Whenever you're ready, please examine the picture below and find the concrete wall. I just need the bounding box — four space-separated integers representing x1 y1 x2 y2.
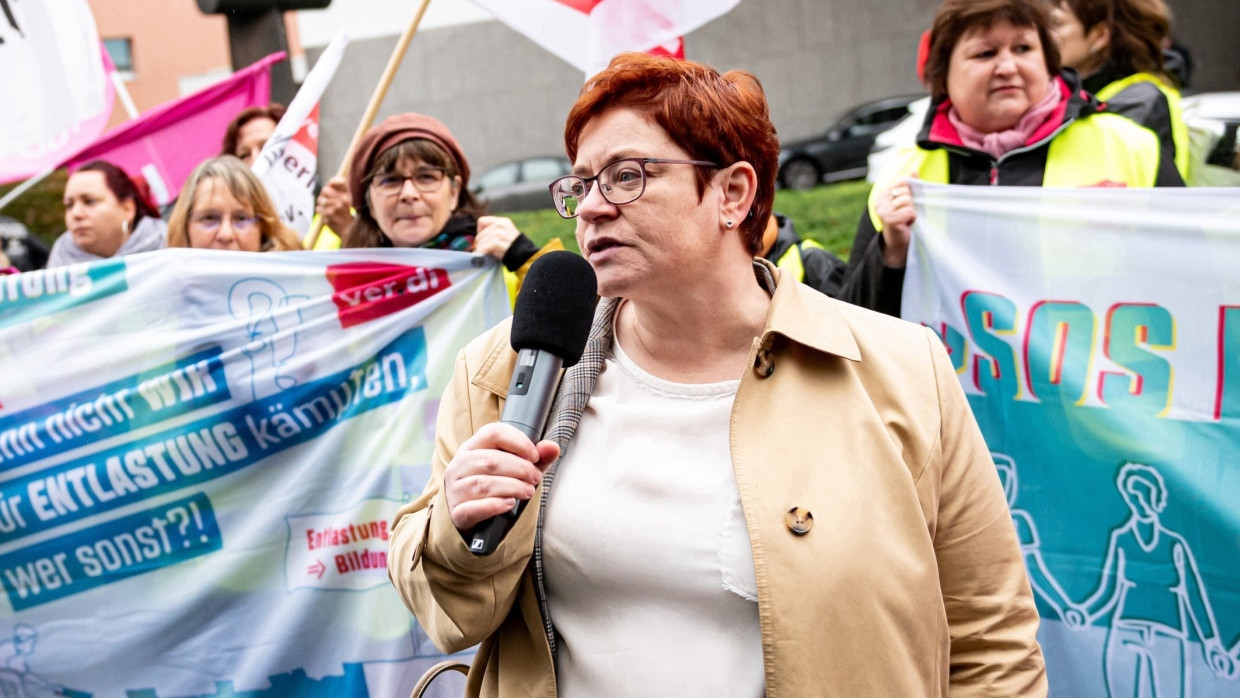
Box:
1168 0 1239 93
311 0 1236 181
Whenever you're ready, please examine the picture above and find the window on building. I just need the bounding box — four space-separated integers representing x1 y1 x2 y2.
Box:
103 37 134 76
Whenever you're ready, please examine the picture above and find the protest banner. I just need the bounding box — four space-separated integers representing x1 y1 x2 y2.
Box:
470 0 738 76
63 53 284 207
252 30 349 238
901 182 1240 696
0 0 114 185
0 248 509 696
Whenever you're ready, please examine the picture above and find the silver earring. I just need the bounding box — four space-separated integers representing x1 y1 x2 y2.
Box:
725 220 734 228
122 219 130 236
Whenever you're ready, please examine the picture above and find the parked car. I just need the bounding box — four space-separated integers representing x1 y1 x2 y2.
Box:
777 94 924 190
867 96 931 183
0 215 49 271
471 156 572 213
1182 91 1240 177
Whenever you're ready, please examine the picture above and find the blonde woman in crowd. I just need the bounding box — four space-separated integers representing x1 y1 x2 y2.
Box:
167 156 302 253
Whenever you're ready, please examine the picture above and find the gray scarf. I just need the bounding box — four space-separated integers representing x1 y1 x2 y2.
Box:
47 216 168 268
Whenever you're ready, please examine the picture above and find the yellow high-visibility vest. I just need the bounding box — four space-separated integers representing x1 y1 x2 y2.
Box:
1095 72 1190 181
868 112 1162 232
774 238 827 283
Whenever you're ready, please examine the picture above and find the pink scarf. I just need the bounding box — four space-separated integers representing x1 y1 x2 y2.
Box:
947 81 1062 159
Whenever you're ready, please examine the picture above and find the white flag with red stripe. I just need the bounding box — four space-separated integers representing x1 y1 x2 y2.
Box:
470 0 738 76
251 29 348 236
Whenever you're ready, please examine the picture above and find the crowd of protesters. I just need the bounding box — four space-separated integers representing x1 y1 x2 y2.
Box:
1 0 1224 300
0 0 1234 694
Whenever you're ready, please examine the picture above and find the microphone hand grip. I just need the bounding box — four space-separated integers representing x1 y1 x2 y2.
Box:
463 251 595 557
467 350 560 556
468 498 526 555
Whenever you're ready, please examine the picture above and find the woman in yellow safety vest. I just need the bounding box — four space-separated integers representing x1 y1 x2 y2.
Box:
841 0 1182 317
1048 0 1190 181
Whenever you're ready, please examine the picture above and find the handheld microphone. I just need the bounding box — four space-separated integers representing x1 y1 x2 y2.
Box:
468 251 597 555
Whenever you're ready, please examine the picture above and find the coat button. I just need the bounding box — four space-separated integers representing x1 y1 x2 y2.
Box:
754 349 775 378
785 507 813 535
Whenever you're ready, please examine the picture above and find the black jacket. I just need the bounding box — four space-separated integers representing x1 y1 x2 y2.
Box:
763 213 846 298
1084 63 1183 181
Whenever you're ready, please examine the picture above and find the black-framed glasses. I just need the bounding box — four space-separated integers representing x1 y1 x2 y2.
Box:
548 157 718 219
370 167 448 196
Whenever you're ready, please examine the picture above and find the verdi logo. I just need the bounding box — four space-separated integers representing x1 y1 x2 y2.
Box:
325 262 452 328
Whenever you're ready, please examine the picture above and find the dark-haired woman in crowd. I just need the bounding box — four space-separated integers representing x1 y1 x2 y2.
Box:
342 113 561 301
166 156 303 252
49 161 167 268
1048 0 1190 181
842 0 1182 317
220 103 286 167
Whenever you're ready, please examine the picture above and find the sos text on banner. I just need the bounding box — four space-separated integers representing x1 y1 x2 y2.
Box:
0 247 510 697
901 182 1240 698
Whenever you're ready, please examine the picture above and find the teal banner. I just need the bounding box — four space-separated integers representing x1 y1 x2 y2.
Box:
903 183 1240 696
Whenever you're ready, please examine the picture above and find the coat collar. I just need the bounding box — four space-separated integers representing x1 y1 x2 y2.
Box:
758 258 861 362
472 258 863 398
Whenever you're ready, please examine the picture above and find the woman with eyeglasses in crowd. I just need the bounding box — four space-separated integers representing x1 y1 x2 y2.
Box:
49 161 167 268
389 52 1045 696
166 156 302 252
342 113 562 300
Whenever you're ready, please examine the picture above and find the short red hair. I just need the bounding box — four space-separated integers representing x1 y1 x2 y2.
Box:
564 53 779 255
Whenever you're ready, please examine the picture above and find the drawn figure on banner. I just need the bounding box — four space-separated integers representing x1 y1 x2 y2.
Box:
1231 637 1240 679
993 454 1085 625
0 1 21 44
228 278 306 401
0 624 67 698
1070 462 1235 696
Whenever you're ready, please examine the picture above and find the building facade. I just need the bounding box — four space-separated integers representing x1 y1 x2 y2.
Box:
302 0 1238 181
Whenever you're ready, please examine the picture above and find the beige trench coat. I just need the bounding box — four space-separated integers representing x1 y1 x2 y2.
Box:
389 261 1047 697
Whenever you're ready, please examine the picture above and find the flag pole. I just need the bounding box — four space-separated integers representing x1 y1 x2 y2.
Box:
110 70 141 120
305 0 433 250
0 165 56 215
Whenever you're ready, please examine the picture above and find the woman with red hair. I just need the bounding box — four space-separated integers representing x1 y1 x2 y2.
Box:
49 160 166 268
389 52 1046 696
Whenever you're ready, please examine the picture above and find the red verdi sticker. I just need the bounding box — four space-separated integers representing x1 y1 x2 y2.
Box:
326 262 451 328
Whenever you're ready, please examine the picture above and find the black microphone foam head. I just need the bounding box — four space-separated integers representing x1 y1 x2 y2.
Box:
510 251 597 367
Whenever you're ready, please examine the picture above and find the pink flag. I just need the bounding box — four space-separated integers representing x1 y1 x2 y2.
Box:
0 0 116 184
64 53 285 206
471 0 736 76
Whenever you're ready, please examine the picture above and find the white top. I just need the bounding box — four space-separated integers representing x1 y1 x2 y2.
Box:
542 328 764 697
